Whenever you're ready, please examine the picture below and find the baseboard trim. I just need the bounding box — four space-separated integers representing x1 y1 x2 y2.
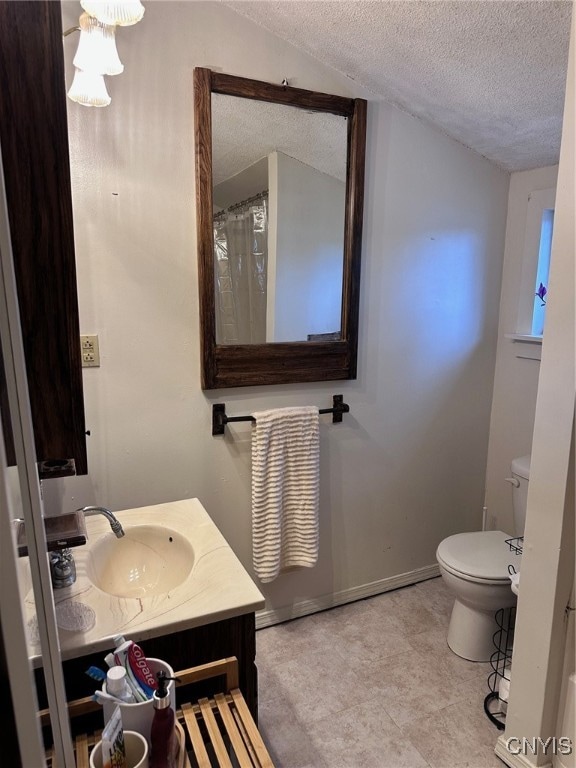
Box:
255 563 440 629
495 736 554 768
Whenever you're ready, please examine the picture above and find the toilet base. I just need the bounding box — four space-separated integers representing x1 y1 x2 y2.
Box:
447 598 501 662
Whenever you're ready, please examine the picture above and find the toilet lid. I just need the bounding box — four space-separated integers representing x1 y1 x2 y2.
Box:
436 531 520 582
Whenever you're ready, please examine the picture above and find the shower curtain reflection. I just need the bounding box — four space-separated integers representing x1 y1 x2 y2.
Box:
214 191 268 344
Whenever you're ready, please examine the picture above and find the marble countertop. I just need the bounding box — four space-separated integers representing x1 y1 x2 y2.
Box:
24 499 264 665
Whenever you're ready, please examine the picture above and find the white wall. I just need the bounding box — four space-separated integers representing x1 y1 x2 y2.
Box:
484 165 558 535
497 9 574 763
213 156 268 211
50 1 509 619
554 596 575 768
268 151 345 342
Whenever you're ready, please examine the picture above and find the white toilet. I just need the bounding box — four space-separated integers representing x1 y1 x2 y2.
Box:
436 455 530 662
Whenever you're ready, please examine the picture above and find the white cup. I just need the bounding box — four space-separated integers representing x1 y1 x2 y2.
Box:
101 658 176 745
90 730 148 768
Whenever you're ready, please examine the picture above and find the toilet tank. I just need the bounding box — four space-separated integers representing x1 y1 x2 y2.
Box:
511 454 531 535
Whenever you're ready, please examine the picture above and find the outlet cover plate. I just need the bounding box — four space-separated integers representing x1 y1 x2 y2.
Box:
80 334 100 368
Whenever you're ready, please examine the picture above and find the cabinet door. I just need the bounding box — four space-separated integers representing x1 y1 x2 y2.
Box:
0 0 87 476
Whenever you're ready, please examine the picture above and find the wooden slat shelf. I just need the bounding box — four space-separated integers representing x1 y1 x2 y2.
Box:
45 657 275 768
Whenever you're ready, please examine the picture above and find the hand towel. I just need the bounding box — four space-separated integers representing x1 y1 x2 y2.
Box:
251 406 320 583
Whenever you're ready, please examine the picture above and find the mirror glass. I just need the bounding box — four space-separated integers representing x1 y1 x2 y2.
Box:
212 94 348 345
195 68 366 389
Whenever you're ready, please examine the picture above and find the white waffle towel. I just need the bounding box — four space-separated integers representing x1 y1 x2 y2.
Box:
251 406 320 583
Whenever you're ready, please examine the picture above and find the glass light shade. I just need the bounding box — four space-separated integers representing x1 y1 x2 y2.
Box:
73 12 123 76
67 68 111 107
80 1 145 27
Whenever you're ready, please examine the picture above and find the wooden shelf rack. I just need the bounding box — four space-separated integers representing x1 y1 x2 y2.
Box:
44 657 274 768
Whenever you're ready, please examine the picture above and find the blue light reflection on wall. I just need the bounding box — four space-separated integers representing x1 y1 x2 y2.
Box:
399 230 486 368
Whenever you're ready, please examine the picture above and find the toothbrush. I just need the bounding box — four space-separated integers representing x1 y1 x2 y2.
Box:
92 659 147 702
93 689 126 705
85 666 107 683
86 665 140 704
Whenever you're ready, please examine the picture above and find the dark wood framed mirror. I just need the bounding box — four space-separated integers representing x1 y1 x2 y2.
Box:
194 68 367 389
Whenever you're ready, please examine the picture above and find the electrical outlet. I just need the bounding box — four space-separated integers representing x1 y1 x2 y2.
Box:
80 334 100 367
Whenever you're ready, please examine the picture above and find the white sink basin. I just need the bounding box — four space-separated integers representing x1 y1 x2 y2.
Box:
86 525 194 598
22 499 265 664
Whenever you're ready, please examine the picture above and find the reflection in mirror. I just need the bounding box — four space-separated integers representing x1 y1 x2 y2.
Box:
195 68 367 389
212 94 348 345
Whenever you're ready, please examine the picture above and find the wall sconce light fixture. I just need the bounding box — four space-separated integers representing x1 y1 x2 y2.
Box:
68 68 112 108
73 12 123 75
66 1 145 107
81 1 145 27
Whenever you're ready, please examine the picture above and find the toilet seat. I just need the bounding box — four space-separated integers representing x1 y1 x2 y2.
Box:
436 530 519 584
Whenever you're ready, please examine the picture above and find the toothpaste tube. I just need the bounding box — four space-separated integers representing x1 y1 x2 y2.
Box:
130 642 158 692
101 705 127 768
113 642 148 701
113 637 157 699
112 638 148 701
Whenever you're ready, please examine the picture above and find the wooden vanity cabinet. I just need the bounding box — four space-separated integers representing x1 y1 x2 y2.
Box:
0 0 87 476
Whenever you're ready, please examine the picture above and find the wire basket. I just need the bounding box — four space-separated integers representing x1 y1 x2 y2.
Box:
505 536 524 555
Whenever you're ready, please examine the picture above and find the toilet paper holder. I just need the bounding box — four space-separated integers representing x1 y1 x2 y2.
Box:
484 606 517 730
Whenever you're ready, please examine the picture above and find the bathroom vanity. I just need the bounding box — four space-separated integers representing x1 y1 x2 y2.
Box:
26 500 265 728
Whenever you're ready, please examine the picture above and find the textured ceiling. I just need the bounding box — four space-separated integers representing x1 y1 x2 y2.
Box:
212 93 348 185
225 0 572 171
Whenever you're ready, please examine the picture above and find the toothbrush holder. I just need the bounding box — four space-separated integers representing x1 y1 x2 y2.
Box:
101 658 176 745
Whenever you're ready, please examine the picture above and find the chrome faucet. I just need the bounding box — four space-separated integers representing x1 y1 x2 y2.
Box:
48 507 124 588
16 506 125 588
76 506 125 539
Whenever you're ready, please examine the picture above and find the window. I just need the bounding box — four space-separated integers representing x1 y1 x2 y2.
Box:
516 187 556 339
531 208 554 336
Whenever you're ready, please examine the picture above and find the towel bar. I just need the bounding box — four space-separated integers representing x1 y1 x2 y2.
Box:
212 394 350 435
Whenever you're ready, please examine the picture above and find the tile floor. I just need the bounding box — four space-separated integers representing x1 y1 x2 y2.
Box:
256 577 506 768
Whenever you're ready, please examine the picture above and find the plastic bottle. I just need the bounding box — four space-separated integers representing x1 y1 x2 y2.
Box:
106 666 136 703
150 671 177 768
